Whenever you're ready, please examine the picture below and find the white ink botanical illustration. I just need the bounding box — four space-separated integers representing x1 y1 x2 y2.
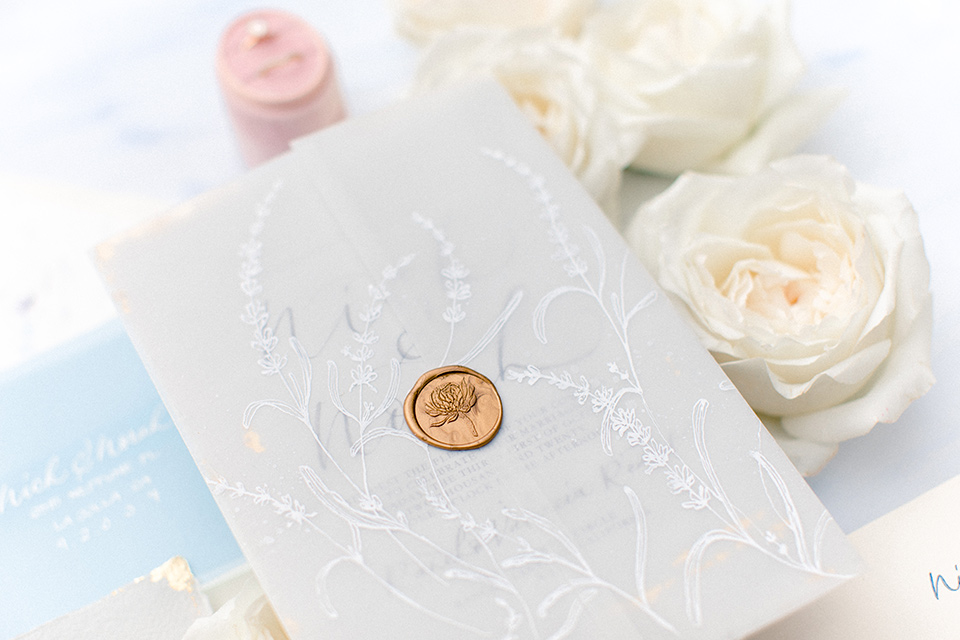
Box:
484 148 848 626
210 180 679 638
208 150 848 638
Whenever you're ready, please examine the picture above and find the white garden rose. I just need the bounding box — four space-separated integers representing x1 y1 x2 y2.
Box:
182 579 287 640
626 155 934 474
391 0 594 45
413 28 643 220
583 0 841 176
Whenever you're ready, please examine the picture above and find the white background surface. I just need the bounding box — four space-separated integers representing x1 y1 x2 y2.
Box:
0 0 957 536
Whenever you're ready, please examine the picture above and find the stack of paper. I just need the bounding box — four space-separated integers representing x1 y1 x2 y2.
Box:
0 322 243 638
97 80 858 638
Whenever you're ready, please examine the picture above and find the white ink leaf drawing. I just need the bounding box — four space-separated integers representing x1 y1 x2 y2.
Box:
208 151 849 637
212 183 683 637
487 148 851 628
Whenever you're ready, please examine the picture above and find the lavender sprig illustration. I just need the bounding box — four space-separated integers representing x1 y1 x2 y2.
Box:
229 185 670 638
486 148 848 626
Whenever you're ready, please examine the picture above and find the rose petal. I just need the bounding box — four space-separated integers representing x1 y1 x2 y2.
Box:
584 0 821 175
391 0 594 45
708 87 846 175
182 578 285 640
627 155 934 473
627 112 753 175
780 238 935 442
722 338 890 415
413 28 641 220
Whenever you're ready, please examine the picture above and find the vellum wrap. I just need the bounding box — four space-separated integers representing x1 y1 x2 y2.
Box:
97 81 857 639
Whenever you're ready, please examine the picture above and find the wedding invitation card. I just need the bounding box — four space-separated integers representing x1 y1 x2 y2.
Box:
751 473 960 639
97 81 858 638
0 322 242 639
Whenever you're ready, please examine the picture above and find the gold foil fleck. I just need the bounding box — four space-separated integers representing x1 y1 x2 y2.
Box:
149 556 196 593
244 430 266 453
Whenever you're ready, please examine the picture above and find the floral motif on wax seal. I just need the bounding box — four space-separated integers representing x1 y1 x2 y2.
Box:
626 155 934 475
582 0 843 177
405 366 503 450
424 377 480 433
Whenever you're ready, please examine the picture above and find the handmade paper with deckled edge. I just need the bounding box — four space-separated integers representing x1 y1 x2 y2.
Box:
97 80 858 639
15 557 209 640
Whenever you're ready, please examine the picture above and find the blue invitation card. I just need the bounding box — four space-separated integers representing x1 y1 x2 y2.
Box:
0 321 242 639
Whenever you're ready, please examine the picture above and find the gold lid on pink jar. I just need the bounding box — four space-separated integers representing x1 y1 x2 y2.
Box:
216 9 346 165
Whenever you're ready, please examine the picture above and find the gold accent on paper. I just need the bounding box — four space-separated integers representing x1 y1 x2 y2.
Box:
149 556 196 593
244 430 266 453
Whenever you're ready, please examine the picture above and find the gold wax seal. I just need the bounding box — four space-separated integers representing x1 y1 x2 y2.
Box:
404 365 502 450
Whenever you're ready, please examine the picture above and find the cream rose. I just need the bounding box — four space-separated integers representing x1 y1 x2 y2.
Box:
626 155 934 474
182 579 287 640
582 0 841 176
391 0 594 45
413 28 642 220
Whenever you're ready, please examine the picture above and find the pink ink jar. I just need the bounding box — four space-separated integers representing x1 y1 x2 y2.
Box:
216 9 346 166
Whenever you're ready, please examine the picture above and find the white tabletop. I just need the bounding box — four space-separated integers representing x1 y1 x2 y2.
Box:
1 0 958 534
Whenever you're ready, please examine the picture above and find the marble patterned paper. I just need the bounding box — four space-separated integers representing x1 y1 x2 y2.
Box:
97 81 858 639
